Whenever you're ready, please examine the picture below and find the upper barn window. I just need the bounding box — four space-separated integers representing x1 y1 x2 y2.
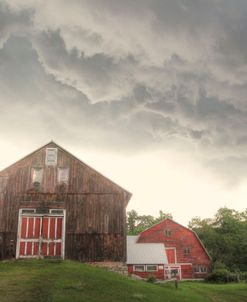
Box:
184 247 190 254
32 167 43 188
57 168 69 184
45 148 58 166
164 230 171 237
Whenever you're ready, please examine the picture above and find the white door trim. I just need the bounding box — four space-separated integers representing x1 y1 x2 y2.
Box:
16 208 66 259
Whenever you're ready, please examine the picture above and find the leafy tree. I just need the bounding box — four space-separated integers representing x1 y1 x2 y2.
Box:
127 210 172 235
126 210 139 234
189 207 247 272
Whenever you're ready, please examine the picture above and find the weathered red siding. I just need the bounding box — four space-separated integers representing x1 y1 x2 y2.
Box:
137 219 211 278
0 142 131 261
181 264 193 279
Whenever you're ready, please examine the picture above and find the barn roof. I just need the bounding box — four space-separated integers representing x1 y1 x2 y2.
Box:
126 236 168 264
0 140 132 201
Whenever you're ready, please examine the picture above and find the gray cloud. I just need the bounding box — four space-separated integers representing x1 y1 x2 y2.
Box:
2 1 247 182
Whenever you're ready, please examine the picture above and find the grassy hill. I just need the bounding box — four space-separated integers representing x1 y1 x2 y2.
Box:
0 260 247 302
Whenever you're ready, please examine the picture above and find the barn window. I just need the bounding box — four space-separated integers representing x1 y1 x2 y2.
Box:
146 265 158 272
57 168 69 184
50 209 64 215
32 167 43 188
184 247 190 254
164 230 171 237
200 266 207 273
21 209 36 214
104 214 109 233
193 266 207 273
0 176 8 193
193 266 199 273
134 265 145 272
45 148 58 166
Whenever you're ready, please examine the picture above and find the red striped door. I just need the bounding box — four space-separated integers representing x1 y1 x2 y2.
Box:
166 248 176 263
19 216 41 257
18 214 64 258
41 216 63 257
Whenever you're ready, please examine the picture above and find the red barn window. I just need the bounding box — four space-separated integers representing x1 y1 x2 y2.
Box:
184 247 190 254
164 230 171 237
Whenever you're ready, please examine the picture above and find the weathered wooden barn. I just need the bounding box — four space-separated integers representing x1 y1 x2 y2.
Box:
127 219 211 280
0 141 131 261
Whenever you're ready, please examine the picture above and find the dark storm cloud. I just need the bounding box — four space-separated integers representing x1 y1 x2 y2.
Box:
2 0 247 181
0 1 31 47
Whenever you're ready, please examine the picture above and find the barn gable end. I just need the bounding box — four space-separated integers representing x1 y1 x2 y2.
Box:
137 219 212 279
0 141 131 261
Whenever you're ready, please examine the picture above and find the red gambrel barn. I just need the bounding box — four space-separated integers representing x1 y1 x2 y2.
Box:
127 219 211 280
0 141 131 261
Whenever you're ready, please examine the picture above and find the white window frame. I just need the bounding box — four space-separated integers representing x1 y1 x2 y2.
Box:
45 148 58 166
31 167 43 184
193 266 207 273
200 266 207 273
146 265 158 272
57 167 69 184
134 265 145 272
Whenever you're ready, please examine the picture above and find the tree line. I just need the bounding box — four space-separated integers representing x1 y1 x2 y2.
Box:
127 207 247 271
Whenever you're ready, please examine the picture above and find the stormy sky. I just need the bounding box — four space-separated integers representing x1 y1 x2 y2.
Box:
1 0 247 225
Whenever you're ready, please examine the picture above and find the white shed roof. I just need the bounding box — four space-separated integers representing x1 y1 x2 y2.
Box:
126 236 168 264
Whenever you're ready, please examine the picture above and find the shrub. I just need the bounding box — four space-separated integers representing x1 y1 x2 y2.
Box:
147 275 157 283
206 268 244 283
240 272 247 282
206 268 230 283
213 261 228 270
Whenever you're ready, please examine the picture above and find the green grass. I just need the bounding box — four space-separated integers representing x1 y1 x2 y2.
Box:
0 260 247 302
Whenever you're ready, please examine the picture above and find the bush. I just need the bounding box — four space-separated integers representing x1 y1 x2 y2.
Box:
206 268 243 283
147 275 157 283
240 272 247 282
206 268 230 283
213 261 228 270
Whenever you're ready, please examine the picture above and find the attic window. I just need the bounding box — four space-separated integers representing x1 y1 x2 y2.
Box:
164 230 171 237
45 148 58 166
57 168 69 184
184 247 190 254
32 167 43 187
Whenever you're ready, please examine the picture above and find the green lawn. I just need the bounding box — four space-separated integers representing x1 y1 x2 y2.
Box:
0 260 246 302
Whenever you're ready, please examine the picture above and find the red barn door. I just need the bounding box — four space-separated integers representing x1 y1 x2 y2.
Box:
166 248 176 263
19 216 41 257
17 209 65 259
41 216 63 257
